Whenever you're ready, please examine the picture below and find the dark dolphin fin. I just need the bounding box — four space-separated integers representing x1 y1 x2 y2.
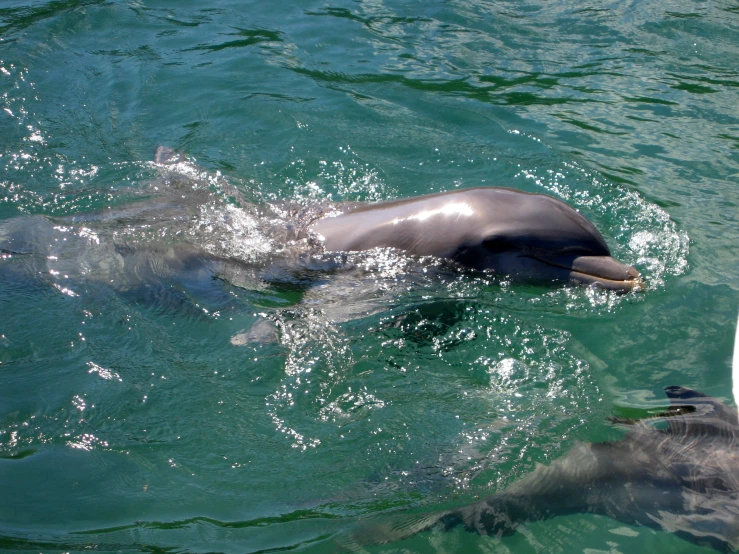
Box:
664 385 736 419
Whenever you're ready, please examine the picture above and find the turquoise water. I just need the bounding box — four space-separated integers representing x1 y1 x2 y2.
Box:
1 1 737 552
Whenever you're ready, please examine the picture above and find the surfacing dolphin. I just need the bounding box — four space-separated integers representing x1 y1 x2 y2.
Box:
311 187 643 292
1 147 642 303
351 386 739 552
152 145 642 291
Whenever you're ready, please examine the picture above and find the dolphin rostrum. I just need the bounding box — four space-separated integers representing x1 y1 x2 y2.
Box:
353 386 739 552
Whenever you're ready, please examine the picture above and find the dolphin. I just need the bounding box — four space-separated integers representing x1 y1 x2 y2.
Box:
310 187 643 292
1 148 643 306
152 145 642 291
354 386 739 552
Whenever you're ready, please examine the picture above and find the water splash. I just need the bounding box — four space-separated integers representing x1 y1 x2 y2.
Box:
280 145 393 204
517 161 689 293
264 308 355 450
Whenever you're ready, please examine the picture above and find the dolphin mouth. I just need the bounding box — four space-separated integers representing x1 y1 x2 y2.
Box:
532 254 645 292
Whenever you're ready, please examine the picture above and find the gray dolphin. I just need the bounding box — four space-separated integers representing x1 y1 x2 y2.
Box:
354 386 739 552
152 145 642 291
310 187 643 292
1 148 642 303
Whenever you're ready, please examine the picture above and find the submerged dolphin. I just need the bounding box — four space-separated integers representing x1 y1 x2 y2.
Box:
310 187 643 291
355 386 739 551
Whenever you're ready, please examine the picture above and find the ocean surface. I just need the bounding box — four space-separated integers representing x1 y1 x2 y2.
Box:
1 1 737 552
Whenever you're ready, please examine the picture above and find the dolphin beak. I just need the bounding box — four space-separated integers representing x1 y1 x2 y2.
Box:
570 255 645 292
535 254 645 292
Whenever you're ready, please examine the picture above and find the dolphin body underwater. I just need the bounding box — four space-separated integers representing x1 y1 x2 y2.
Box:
352 386 739 552
0 147 642 301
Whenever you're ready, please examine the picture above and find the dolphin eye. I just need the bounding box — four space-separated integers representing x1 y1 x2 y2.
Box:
555 245 598 256
482 237 518 255
557 246 587 254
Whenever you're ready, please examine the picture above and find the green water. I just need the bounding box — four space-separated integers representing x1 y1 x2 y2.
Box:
0 1 737 552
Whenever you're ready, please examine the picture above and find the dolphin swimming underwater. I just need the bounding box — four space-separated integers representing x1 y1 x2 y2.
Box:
353 386 739 552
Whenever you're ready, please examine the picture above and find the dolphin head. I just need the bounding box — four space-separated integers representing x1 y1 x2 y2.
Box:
312 187 644 292
451 189 644 292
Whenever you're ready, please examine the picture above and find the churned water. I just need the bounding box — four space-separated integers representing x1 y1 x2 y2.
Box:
0 1 737 552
